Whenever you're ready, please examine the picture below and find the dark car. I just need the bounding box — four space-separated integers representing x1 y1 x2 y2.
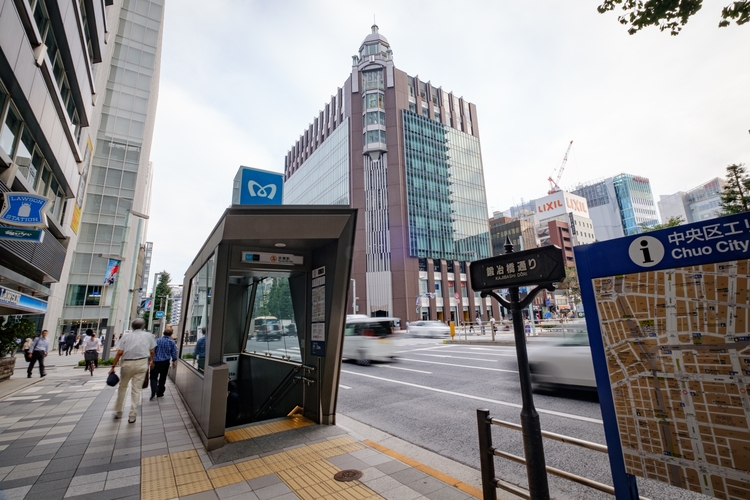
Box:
256 322 282 341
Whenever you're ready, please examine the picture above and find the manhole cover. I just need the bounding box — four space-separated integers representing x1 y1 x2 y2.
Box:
333 469 363 482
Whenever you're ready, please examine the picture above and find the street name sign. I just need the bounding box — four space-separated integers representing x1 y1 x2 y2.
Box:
0 227 44 242
576 212 750 499
470 245 566 291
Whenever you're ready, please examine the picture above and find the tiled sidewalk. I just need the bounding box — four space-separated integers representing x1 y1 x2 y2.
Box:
0 360 484 500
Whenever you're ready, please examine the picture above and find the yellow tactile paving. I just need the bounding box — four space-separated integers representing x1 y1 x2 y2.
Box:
235 457 273 480
224 415 314 443
207 463 244 488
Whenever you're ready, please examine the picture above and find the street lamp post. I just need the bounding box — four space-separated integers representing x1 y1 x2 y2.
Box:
102 210 148 362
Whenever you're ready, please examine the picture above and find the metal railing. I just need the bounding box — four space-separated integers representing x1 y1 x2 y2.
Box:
476 409 651 500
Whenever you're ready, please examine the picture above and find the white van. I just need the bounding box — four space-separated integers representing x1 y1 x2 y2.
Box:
342 315 399 363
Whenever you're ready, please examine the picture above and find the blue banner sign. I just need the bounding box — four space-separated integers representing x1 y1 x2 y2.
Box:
0 285 47 314
233 166 283 205
0 193 49 228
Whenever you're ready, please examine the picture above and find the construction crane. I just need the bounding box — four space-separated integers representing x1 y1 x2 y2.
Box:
547 140 573 194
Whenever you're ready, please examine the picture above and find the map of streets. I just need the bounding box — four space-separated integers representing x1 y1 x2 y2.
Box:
594 260 750 500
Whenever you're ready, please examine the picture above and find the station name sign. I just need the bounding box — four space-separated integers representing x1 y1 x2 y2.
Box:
470 245 566 291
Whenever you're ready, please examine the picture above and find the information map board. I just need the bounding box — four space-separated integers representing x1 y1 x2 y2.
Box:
575 213 750 500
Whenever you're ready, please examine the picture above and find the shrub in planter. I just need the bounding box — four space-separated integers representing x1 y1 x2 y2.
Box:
0 317 35 357
78 358 114 366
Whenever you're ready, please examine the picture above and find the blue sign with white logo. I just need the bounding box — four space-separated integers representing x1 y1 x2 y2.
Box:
235 167 283 205
0 193 49 228
155 311 164 319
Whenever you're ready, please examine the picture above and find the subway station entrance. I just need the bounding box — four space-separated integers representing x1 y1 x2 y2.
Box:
173 206 357 450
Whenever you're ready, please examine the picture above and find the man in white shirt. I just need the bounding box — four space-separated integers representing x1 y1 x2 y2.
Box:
109 318 156 423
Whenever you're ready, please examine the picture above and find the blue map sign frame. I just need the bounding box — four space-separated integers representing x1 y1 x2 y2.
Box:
575 212 750 500
0 193 49 228
234 166 283 205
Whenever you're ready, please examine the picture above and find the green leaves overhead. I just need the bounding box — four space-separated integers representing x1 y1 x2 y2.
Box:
598 0 749 35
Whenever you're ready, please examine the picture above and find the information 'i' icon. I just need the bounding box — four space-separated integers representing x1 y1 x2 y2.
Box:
628 236 665 268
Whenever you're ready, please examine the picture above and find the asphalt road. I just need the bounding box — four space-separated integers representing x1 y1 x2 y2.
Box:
337 336 713 500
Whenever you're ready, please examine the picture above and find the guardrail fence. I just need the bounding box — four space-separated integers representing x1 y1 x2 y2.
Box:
476 409 651 500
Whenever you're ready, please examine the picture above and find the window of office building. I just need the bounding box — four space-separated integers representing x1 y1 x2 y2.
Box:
364 111 386 127
31 0 81 139
66 285 103 306
363 92 384 110
402 110 490 262
0 85 66 224
362 70 384 91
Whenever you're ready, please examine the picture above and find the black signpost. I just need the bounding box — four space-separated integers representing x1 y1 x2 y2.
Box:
470 239 566 500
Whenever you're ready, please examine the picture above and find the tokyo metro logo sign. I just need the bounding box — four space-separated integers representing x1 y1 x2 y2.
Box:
236 167 283 205
247 181 278 200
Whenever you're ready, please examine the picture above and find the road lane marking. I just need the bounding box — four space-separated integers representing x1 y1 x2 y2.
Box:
375 365 432 374
400 358 517 373
339 384 352 389
341 370 603 424
415 350 516 357
412 354 498 362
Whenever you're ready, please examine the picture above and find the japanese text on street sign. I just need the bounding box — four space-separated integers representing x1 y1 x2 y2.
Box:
470 245 566 290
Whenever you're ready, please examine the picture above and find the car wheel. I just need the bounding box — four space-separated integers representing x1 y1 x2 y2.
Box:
529 363 554 393
356 350 370 366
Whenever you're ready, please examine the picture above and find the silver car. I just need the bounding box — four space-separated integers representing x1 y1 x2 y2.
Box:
407 320 450 338
527 332 597 392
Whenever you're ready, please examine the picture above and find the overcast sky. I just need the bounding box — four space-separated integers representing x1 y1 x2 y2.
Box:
145 0 750 289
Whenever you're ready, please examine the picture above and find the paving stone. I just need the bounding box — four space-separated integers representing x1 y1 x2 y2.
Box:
63 480 106 497
253 481 293 500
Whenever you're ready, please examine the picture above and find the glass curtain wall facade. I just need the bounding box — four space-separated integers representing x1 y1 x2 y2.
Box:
612 174 658 235
403 110 490 261
63 0 163 336
283 119 349 205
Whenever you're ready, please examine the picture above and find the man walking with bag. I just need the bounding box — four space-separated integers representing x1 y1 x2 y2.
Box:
27 330 49 378
150 326 177 400
109 319 155 423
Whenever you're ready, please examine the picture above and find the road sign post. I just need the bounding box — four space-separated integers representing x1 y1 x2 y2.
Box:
470 238 566 499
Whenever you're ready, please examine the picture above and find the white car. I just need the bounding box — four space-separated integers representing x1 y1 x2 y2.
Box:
342 315 399 364
527 332 597 391
407 320 450 338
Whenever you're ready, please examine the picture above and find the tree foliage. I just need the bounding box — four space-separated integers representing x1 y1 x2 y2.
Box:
258 279 293 319
641 215 685 232
598 0 750 35
143 272 173 328
559 266 581 304
719 163 750 215
0 317 35 356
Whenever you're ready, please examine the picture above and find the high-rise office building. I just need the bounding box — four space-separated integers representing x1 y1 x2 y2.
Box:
169 284 182 326
60 0 163 338
284 25 494 323
571 173 658 241
0 0 110 327
658 177 725 224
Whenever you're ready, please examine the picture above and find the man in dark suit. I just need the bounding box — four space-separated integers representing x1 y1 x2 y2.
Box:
64 331 76 356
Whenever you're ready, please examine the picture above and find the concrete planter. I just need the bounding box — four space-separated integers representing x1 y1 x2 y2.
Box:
0 356 17 381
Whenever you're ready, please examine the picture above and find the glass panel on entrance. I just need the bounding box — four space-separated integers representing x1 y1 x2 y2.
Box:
243 277 300 362
180 254 214 372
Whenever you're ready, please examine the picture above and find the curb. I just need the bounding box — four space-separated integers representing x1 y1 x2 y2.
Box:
364 439 483 499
